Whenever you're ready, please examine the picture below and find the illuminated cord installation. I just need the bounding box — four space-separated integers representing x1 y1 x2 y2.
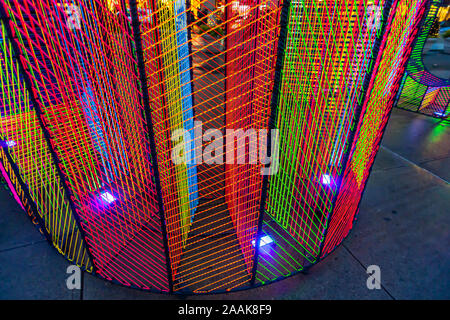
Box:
395 0 449 120
0 0 427 293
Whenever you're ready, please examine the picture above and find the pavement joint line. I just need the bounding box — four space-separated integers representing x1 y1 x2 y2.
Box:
380 145 449 185
342 243 396 300
418 155 450 164
0 239 47 253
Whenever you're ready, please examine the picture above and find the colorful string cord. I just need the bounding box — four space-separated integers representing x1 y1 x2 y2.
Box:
0 0 428 293
395 0 449 119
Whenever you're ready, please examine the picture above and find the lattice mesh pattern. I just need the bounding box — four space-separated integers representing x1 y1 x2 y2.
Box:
1 0 169 291
395 0 450 119
0 0 427 293
0 20 92 269
322 0 428 256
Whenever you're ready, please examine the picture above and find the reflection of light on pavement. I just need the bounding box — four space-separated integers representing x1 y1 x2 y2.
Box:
407 117 428 142
427 122 447 144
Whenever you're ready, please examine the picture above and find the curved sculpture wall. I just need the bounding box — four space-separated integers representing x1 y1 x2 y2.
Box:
395 0 450 119
0 0 427 293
